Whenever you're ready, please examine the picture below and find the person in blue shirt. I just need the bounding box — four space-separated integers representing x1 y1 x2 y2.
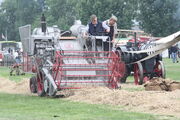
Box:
171 44 179 63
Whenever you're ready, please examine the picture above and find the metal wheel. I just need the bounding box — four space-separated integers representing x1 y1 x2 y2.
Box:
109 76 119 89
43 78 49 93
37 71 46 97
29 76 37 93
115 50 122 60
120 65 131 83
48 82 57 97
115 50 126 83
108 51 122 89
43 78 57 97
154 61 166 79
133 62 144 85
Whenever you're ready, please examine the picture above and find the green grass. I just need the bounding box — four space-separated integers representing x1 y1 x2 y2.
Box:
0 67 33 82
0 67 10 78
0 93 167 120
163 58 180 81
123 87 145 92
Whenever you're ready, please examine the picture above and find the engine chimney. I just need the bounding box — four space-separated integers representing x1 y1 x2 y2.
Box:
41 13 46 34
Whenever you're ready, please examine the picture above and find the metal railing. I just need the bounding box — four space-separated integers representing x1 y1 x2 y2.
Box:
0 55 15 67
52 50 121 89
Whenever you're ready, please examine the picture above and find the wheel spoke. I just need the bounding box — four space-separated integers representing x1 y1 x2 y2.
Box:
134 62 144 85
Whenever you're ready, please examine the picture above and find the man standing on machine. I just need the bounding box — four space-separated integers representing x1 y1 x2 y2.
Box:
102 15 118 51
85 14 109 51
86 14 107 36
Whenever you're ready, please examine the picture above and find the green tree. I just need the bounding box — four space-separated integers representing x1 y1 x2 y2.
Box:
46 0 138 30
0 8 8 40
0 0 41 41
138 0 180 37
78 0 138 29
0 0 17 40
46 0 78 30
2 0 178 40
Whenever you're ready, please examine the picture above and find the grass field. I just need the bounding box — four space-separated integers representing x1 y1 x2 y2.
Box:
163 58 180 81
0 93 163 120
0 67 33 82
0 58 179 120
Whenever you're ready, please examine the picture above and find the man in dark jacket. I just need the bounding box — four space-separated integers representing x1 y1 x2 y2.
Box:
86 14 106 36
85 15 109 51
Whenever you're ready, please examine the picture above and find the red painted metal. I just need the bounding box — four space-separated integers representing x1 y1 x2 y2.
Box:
154 61 163 77
22 53 33 73
134 63 140 85
61 69 111 71
60 75 111 77
60 81 109 83
23 50 125 90
133 63 144 85
37 72 43 92
53 51 123 89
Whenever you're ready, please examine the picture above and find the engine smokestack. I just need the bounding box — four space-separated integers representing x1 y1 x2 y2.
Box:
41 13 47 34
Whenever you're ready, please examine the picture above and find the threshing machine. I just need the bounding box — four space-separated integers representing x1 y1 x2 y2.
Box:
19 16 180 97
19 20 125 97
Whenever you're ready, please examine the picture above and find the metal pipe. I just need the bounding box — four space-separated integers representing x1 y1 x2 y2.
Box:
134 32 137 48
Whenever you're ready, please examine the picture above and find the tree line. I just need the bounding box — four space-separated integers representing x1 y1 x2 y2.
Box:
0 0 179 41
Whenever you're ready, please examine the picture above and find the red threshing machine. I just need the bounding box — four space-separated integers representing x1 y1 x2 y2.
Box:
19 18 180 97
19 22 125 97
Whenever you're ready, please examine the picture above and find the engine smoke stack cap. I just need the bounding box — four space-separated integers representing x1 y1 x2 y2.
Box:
41 13 47 33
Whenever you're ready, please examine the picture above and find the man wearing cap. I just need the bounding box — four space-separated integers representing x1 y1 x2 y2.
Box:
102 15 118 51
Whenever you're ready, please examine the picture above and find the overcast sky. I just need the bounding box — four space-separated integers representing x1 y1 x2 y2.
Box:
0 0 3 5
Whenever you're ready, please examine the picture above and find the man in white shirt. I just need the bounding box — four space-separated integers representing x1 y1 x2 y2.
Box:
102 15 118 51
13 50 21 64
102 15 118 41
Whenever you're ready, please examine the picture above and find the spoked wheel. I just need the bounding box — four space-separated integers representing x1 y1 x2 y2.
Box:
37 71 46 97
48 82 57 97
108 51 121 89
133 62 144 85
115 50 122 61
108 57 118 89
109 75 120 89
154 61 166 79
44 78 57 97
119 65 130 83
115 50 126 83
42 69 57 97
29 76 37 93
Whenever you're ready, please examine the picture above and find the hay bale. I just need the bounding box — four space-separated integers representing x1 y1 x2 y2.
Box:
144 78 180 91
169 82 180 91
145 85 163 91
